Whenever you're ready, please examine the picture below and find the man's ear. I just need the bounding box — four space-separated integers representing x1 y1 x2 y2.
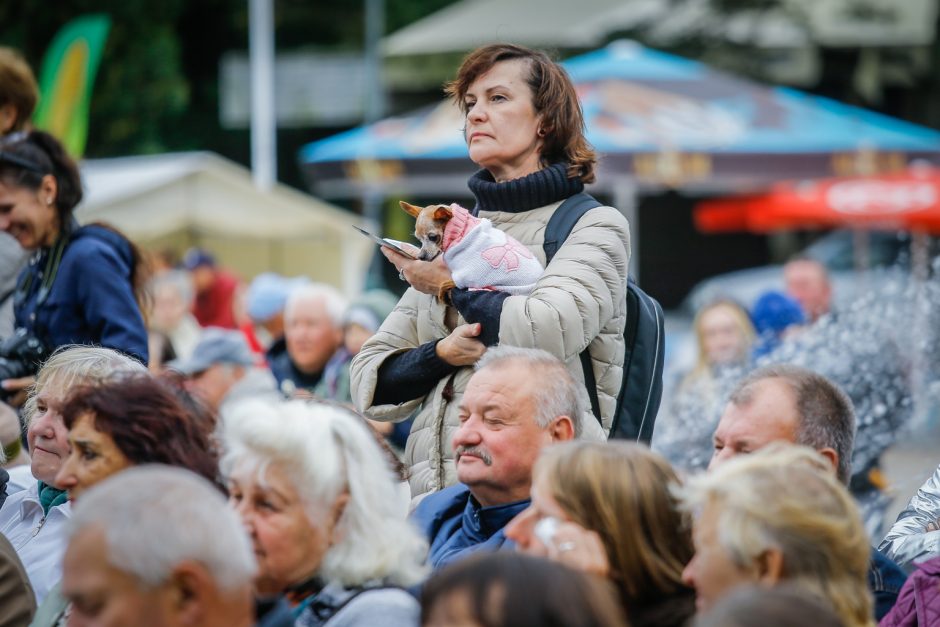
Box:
817 447 839 476
549 416 575 442
755 548 785 585
432 205 453 221
399 201 423 218
167 561 210 626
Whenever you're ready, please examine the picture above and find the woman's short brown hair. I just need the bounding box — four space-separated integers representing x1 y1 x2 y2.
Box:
0 48 38 133
445 43 596 183
536 441 693 608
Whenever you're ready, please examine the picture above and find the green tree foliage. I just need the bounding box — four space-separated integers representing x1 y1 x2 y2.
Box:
0 0 191 157
0 0 459 163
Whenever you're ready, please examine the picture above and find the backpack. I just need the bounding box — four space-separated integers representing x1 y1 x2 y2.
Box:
543 192 665 443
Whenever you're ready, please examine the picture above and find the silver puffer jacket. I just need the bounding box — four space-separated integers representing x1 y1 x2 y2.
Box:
880 464 940 567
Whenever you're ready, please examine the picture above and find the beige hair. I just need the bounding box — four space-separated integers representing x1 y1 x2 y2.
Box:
689 299 755 377
536 441 692 610
23 345 146 426
676 444 873 627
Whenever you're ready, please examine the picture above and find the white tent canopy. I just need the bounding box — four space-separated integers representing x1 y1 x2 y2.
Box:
77 152 373 295
383 0 938 57
383 0 662 56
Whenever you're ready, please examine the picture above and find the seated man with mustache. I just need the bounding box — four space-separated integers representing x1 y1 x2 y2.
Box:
410 346 580 569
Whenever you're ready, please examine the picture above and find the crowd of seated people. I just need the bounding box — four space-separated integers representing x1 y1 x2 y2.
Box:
4 39 940 627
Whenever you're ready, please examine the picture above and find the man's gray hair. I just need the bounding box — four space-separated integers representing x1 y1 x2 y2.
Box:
728 364 856 484
285 282 347 328
476 346 584 437
67 466 256 591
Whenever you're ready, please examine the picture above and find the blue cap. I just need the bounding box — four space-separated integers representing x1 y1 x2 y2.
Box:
182 248 216 271
167 327 254 375
750 290 805 335
246 273 309 322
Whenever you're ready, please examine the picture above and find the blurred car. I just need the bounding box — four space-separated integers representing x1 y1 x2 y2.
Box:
681 230 935 316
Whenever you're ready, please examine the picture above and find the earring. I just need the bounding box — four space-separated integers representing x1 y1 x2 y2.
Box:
46 198 53 206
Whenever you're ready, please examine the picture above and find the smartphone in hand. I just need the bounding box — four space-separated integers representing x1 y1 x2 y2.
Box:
351 225 418 259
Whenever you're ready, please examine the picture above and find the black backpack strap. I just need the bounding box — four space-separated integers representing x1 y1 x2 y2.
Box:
543 192 604 425
543 192 602 265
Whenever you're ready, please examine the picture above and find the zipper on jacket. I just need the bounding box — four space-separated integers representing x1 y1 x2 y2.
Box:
31 515 46 538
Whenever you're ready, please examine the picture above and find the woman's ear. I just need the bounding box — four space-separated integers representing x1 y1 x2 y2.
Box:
329 492 351 541
755 548 785 585
39 174 58 206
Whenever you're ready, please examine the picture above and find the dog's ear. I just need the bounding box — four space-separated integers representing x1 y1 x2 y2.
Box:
432 205 453 221
399 201 423 218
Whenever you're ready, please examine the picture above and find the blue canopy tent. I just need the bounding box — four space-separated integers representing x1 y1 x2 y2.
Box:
300 41 940 278
301 40 940 199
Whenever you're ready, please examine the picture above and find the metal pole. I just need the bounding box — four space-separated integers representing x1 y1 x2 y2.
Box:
362 0 388 288
612 177 639 280
249 0 276 190
363 0 386 124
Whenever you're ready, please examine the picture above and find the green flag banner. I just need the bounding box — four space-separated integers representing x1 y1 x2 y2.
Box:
34 14 110 158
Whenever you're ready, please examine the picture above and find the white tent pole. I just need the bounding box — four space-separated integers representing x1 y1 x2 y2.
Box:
249 0 277 191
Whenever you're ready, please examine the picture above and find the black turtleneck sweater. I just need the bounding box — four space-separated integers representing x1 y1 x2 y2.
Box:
373 164 583 406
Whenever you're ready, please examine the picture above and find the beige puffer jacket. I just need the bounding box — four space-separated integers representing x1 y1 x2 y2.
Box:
350 199 631 502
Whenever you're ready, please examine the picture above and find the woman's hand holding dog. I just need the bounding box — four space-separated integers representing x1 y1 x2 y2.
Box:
436 323 486 367
381 246 453 296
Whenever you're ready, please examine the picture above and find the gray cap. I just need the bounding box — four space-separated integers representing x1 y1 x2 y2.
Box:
167 327 254 375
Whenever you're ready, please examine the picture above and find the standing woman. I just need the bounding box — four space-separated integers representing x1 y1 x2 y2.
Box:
0 131 148 398
351 44 631 501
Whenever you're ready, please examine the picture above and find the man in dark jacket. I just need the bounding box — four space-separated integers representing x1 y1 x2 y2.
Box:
709 363 907 620
410 346 580 570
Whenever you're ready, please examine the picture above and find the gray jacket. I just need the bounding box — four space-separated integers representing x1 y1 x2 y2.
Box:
881 463 940 567
0 233 27 339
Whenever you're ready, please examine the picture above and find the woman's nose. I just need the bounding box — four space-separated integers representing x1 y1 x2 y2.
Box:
54 458 76 489
681 557 697 587
467 101 486 122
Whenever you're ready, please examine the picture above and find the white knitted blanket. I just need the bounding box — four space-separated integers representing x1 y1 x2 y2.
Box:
443 218 543 295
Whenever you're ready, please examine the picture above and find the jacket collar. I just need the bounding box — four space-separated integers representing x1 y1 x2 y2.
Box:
461 492 530 542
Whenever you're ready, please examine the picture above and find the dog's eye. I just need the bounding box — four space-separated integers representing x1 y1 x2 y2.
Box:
428 233 439 242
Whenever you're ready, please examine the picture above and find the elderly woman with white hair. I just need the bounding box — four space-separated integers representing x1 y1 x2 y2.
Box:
222 398 427 626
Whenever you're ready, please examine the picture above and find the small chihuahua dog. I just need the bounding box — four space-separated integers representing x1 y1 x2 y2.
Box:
399 200 543 296
400 201 453 261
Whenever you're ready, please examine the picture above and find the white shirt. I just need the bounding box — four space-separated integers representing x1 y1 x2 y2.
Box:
0 481 71 604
